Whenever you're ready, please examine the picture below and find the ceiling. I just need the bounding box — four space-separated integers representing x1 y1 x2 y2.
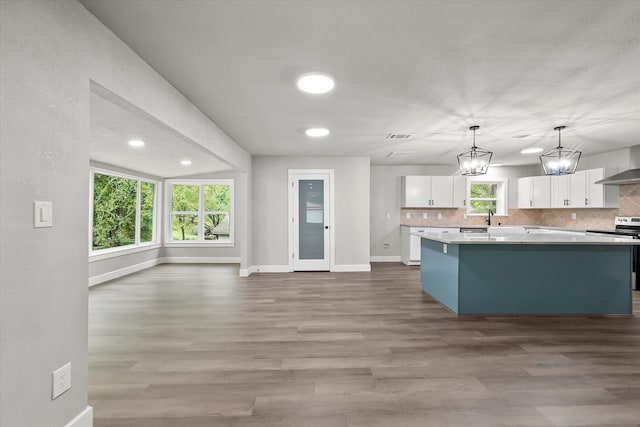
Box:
90 89 231 177
82 0 640 168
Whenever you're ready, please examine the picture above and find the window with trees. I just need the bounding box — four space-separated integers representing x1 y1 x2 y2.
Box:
91 170 159 254
167 180 233 245
467 179 507 215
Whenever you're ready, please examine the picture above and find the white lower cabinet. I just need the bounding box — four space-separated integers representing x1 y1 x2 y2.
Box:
401 226 458 265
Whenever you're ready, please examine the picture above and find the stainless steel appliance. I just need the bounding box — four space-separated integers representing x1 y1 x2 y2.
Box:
587 216 640 290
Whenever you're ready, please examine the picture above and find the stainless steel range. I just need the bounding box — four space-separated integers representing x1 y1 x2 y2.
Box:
587 216 640 290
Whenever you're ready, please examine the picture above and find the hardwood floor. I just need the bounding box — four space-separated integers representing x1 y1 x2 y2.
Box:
89 263 640 426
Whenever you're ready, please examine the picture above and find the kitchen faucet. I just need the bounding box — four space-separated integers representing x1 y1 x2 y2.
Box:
486 209 494 226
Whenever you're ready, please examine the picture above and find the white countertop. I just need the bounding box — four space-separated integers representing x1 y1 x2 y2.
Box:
413 231 640 245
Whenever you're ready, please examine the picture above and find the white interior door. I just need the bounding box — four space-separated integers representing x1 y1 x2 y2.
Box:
290 171 332 271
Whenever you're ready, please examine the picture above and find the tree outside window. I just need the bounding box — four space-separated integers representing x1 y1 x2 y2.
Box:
469 183 498 214
91 171 157 252
167 180 233 244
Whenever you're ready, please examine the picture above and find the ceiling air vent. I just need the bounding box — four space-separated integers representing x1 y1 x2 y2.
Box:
386 151 416 158
386 133 413 140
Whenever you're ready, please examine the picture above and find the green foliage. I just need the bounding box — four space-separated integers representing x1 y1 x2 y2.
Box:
204 185 231 240
171 185 200 240
140 182 155 243
92 174 137 250
469 183 498 214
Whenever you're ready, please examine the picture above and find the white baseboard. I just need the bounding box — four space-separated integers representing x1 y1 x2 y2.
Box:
89 259 160 286
331 264 371 272
370 256 402 262
160 256 240 264
250 265 292 273
239 265 258 277
65 406 93 427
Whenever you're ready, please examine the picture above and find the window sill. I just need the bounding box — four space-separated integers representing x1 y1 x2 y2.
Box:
163 242 235 248
89 243 161 262
465 213 509 217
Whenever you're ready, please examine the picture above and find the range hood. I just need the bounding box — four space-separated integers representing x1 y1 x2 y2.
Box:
595 168 640 185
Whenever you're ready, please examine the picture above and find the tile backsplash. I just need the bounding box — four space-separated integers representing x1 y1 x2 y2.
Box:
401 184 640 231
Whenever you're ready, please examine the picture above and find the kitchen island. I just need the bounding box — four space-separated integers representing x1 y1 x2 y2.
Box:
417 231 640 315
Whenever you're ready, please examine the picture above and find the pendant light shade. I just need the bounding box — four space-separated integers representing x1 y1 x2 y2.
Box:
539 126 581 175
457 125 492 176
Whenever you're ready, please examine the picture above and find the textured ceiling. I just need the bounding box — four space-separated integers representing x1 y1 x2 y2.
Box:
90 89 231 178
82 0 640 167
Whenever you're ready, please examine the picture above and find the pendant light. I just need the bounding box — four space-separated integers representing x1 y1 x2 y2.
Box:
457 125 492 176
539 126 581 175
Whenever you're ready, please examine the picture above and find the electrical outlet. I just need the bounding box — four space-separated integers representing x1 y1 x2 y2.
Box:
52 363 71 399
571 212 577 220
406 212 411 219
383 243 390 249
423 212 429 219
443 244 448 254
437 212 442 220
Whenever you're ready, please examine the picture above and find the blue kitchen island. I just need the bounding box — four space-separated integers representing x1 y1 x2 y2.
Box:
418 231 639 315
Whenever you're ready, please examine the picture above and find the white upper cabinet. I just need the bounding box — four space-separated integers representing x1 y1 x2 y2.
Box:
430 176 454 207
401 176 459 208
551 174 572 208
548 167 618 208
518 176 551 208
401 176 430 207
453 176 467 208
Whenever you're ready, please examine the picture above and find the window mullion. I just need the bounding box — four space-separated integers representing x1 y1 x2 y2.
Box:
135 180 141 245
199 184 205 242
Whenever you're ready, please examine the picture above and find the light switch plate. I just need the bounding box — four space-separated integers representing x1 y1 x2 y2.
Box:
571 212 577 220
437 212 442 220
406 212 411 219
34 201 53 228
423 212 429 219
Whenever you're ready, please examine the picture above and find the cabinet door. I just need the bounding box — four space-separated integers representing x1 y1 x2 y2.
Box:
551 175 571 208
430 176 454 207
518 177 532 208
532 176 551 208
586 168 605 207
569 170 587 208
453 176 467 208
409 234 422 261
402 176 430 207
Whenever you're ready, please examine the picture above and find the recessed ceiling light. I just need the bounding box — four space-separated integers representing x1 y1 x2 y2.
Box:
521 147 544 154
128 139 145 147
180 159 192 165
297 72 335 94
305 127 330 137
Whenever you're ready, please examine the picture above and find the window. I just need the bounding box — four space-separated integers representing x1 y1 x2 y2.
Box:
90 169 159 255
166 179 234 245
467 178 508 215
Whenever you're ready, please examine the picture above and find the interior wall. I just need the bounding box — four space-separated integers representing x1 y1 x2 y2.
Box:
252 156 370 269
0 1 250 426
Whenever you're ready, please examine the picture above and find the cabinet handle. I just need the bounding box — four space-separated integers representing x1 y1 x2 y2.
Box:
585 198 588 205
463 200 466 206
530 200 532 207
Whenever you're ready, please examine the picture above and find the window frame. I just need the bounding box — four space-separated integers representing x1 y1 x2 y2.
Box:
89 168 162 261
466 177 508 216
164 179 235 247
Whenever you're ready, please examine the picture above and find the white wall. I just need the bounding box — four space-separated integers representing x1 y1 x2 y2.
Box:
0 1 249 426
252 156 370 269
577 146 632 172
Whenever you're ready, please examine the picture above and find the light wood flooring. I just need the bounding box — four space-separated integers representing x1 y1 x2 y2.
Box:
89 263 640 426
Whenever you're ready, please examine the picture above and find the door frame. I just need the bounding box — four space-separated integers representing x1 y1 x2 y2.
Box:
288 169 335 272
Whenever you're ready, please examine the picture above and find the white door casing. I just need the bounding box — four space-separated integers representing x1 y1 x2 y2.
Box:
288 169 334 271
